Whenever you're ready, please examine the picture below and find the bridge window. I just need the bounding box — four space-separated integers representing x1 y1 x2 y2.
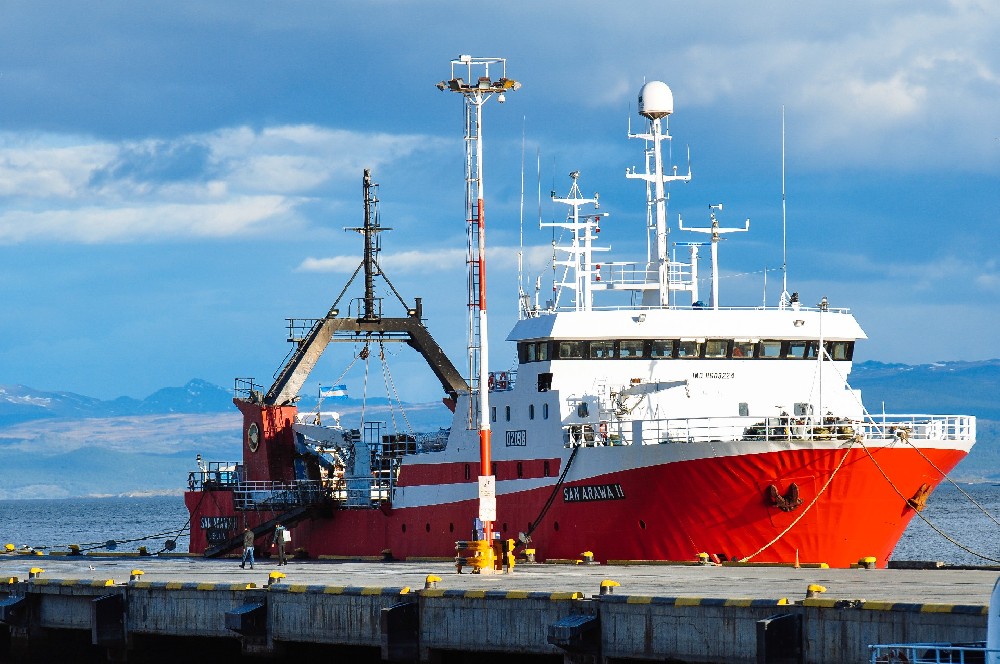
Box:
618 340 644 358
704 339 728 358
677 340 701 358
558 341 584 359
590 340 614 358
649 339 674 358
759 340 782 358
826 341 854 360
787 340 810 359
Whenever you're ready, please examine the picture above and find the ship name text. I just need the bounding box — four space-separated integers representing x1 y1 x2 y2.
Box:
563 483 626 503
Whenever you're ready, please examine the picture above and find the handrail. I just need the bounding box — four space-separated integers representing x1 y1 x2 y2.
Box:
563 414 976 448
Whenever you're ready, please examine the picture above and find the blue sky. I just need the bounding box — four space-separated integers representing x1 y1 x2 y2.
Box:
0 1 997 401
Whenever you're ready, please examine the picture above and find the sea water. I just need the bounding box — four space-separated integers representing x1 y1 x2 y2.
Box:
0 483 997 564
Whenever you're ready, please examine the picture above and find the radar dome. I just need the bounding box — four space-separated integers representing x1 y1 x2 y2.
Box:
638 81 673 119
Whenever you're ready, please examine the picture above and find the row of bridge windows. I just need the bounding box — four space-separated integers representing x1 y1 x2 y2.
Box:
518 339 855 363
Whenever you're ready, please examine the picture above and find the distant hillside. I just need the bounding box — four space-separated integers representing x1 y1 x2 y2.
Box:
0 379 233 426
849 359 1000 420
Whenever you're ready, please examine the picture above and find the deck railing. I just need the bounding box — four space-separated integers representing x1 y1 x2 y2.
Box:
564 414 976 448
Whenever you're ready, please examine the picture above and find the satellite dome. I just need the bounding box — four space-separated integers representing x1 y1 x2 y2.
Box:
638 81 673 119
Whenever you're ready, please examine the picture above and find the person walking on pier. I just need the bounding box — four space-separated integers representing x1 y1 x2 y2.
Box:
272 523 289 565
240 528 255 569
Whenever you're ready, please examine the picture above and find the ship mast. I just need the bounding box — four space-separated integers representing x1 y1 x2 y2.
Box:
437 55 519 545
678 204 749 309
626 81 691 308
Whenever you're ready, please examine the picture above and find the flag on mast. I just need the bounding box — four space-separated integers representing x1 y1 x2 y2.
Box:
320 384 349 399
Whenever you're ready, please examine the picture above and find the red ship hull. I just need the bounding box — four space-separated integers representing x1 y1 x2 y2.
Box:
185 441 965 568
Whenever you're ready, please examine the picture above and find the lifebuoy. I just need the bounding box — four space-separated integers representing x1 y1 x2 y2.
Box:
488 373 496 390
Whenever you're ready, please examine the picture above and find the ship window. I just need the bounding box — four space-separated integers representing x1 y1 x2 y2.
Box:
529 404 535 420
492 462 498 477
787 340 810 359
590 340 614 358
827 341 852 361
759 340 782 358
524 343 536 362
732 341 754 358
543 403 549 419
649 339 674 358
491 406 497 422
543 460 551 476
464 464 470 481
537 342 550 361
537 373 552 392
505 405 511 421
517 462 523 478
739 402 749 417
804 341 819 359
705 339 728 358
558 341 584 359
619 339 644 358
677 340 701 358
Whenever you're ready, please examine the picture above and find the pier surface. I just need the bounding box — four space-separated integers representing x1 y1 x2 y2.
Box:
1 555 998 604
1 555 996 663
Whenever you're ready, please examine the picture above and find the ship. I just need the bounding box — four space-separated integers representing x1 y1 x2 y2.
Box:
184 58 975 569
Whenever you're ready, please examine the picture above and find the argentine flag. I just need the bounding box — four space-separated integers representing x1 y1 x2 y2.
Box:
320 384 349 399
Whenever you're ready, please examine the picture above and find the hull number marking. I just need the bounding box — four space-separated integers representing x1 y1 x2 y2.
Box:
506 430 527 447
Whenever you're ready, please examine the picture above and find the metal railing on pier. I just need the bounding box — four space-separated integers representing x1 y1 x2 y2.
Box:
869 642 994 663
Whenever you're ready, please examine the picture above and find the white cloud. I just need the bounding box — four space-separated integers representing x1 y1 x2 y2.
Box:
297 244 554 275
0 126 447 245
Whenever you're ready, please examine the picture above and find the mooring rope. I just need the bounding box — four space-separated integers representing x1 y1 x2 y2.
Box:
856 436 1000 564
738 436 857 563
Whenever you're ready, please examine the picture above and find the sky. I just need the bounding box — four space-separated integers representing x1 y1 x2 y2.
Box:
0 1 998 402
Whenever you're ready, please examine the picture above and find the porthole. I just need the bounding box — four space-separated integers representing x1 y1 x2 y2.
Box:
639 519 647 530
425 523 431 533
502 522 508 532
553 521 560 532
401 523 407 533
449 523 454 533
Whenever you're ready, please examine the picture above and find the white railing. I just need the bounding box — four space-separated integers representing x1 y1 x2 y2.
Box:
869 642 993 663
563 414 976 448
233 480 326 511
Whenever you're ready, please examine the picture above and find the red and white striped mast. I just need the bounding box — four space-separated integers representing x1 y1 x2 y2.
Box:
437 56 519 546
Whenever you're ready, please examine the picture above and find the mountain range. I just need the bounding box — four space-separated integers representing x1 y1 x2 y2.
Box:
0 359 997 498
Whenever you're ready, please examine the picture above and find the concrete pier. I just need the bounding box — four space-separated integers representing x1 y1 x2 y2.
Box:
0 555 995 663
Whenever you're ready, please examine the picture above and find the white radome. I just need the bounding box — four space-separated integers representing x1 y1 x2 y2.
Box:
638 81 673 119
